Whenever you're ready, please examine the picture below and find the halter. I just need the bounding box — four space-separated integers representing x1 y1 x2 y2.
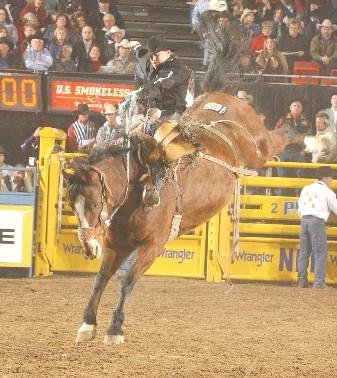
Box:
77 162 129 244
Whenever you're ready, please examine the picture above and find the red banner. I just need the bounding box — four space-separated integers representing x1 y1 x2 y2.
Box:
48 78 136 113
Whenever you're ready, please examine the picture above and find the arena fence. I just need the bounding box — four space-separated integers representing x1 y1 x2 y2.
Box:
33 128 337 284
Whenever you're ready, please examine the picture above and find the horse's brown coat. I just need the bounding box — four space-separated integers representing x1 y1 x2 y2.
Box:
69 91 288 342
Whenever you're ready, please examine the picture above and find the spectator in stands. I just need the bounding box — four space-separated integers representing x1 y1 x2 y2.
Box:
57 0 83 15
51 44 76 72
23 32 53 71
88 0 124 31
67 103 97 152
271 7 286 41
275 99 311 184
101 39 136 75
48 26 70 61
255 37 289 73
279 0 296 20
81 44 102 72
238 50 258 80
18 0 48 32
262 54 288 81
70 10 88 41
249 20 273 54
236 90 253 104
0 24 8 39
297 166 337 288
310 19 337 75
303 0 325 41
73 24 96 72
0 38 23 68
96 13 116 64
278 18 309 71
320 93 337 133
17 12 40 48
7 164 33 192
18 22 39 54
240 8 260 39
107 25 125 47
0 145 12 177
256 0 274 22
43 13 76 44
96 104 125 146
3 1 26 23
307 112 337 163
0 7 17 48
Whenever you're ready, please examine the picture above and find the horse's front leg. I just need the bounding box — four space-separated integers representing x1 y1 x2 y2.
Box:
75 247 125 343
104 242 162 345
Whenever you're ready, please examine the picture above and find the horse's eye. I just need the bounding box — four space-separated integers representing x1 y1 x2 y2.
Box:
89 202 99 209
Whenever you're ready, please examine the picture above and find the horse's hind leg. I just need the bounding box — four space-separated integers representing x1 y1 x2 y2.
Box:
76 248 130 343
104 243 160 345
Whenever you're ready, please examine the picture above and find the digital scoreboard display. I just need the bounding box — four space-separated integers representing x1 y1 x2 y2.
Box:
0 72 42 112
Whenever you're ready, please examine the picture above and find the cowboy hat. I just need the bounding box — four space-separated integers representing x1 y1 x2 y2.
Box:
108 25 126 39
77 103 90 115
208 0 228 13
102 104 117 115
26 32 46 44
319 19 337 30
115 39 131 49
152 41 176 54
240 8 257 23
236 90 253 104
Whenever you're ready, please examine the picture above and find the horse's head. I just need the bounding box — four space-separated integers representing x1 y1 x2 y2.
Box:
65 160 117 259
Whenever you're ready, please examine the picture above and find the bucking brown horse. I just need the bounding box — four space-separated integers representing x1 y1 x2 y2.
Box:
66 91 287 345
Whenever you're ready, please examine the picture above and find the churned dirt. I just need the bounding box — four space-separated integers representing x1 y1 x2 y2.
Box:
0 275 336 378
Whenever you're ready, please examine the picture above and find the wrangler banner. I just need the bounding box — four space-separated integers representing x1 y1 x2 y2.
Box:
47 74 136 113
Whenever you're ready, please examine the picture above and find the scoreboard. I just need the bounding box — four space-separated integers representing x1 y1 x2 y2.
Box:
0 71 42 112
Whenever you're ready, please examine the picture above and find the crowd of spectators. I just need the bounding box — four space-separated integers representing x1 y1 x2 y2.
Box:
190 0 337 78
0 0 140 75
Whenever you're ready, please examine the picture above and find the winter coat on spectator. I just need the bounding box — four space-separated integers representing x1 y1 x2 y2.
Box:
51 56 77 72
278 32 309 70
57 0 83 14
73 39 95 71
23 47 53 71
0 22 17 47
3 0 26 22
0 50 23 69
49 41 71 61
305 126 337 163
310 34 337 62
104 55 136 75
89 7 124 31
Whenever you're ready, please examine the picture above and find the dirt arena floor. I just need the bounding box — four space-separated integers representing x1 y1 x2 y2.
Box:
0 275 336 378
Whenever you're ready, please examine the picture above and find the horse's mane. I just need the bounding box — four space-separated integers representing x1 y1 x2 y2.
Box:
66 139 139 203
201 11 249 92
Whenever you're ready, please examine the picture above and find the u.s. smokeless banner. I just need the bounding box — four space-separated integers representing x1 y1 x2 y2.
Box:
47 76 136 113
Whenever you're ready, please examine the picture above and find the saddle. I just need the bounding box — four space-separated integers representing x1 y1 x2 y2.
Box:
136 120 196 164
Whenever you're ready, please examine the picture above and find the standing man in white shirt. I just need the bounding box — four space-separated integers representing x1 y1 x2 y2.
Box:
321 93 337 133
297 166 337 288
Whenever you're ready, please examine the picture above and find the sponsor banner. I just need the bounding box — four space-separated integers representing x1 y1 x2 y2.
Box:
228 240 337 284
48 76 136 113
0 207 34 267
54 232 206 278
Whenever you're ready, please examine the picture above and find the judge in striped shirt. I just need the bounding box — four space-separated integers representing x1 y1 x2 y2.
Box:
67 103 98 152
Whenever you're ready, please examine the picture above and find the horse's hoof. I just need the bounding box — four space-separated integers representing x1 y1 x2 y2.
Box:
75 322 97 343
103 334 125 345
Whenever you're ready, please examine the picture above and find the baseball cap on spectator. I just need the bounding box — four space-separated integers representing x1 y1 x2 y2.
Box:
208 0 228 12
102 104 117 115
319 19 337 30
115 39 131 49
77 103 90 115
108 25 126 39
240 8 257 23
27 32 46 44
152 41 176 54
